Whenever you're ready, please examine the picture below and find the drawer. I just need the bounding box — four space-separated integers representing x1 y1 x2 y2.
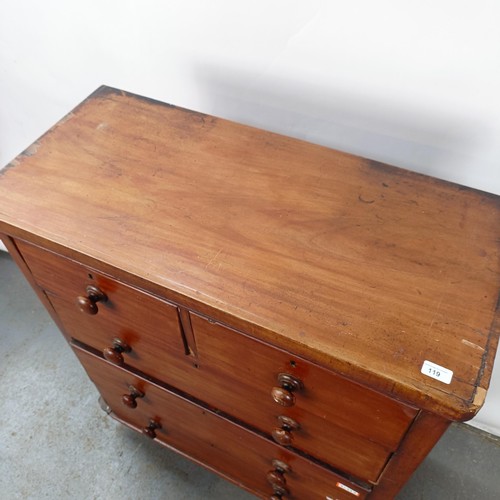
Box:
16 240 191 382
186 314 418 482
73 344 371 500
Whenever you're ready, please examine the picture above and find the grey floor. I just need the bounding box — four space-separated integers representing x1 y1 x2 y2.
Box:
1 251 499 500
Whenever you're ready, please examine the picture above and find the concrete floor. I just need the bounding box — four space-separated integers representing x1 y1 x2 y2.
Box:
1 250 499 500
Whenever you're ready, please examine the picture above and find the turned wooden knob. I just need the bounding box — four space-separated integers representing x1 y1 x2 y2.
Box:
267 459 291 497
271 387 295 407
142 419 161 439
271 373 303 407
270 485 288 497
76 285 107 315
103 338 131 366
272 415 300 445
267 470 286 489
121 385 144 408
272 427 293 445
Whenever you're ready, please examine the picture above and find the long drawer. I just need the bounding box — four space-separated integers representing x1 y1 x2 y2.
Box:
187 314 417 481
73 344 371 500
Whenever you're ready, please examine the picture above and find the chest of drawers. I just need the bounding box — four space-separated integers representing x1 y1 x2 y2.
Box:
1 86 499 499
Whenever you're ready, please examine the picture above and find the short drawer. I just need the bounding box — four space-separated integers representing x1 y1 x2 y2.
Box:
186 314 418 483
16 240 191 382
73 344 371 500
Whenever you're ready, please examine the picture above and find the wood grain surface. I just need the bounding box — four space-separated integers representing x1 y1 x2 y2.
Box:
0 86 499 420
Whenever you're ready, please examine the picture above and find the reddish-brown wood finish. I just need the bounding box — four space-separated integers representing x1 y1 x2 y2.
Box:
15 239 194 382
73 344 371 500
271 386 296 407
142 419 161 439
272 415 301 446
102 338 131 366
76 284 107 315
13 236 414 483
370 412 450 499
1 87 499 499
0 86 498 421
187 313 415 482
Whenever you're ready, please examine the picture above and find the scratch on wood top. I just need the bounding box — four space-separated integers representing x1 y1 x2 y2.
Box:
205 249 223 270
426 298 443 334
461 339 485 351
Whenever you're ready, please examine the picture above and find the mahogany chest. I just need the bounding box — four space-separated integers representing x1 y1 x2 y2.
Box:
1 86 499 499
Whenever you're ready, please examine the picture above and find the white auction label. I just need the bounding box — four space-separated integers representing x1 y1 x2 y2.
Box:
421 360 453 384
333 483 360 497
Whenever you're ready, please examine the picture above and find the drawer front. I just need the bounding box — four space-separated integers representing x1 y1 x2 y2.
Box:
73 344 370 500
16 240 190 381
187 314 417 482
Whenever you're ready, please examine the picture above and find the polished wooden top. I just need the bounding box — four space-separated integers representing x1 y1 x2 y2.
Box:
1 86 499 419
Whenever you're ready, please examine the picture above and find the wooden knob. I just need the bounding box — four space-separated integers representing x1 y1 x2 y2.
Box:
271 387 295 407
76 285 107 315
271 459 291 474
103 346 124 365
77 296 97 314
103 338 131 366
272 415 300 445
267 459 291 497
270 485 288 497
121 385 144 408
142 419 161 439
267 470 286 489
271 373 303 407
272 428 293 446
